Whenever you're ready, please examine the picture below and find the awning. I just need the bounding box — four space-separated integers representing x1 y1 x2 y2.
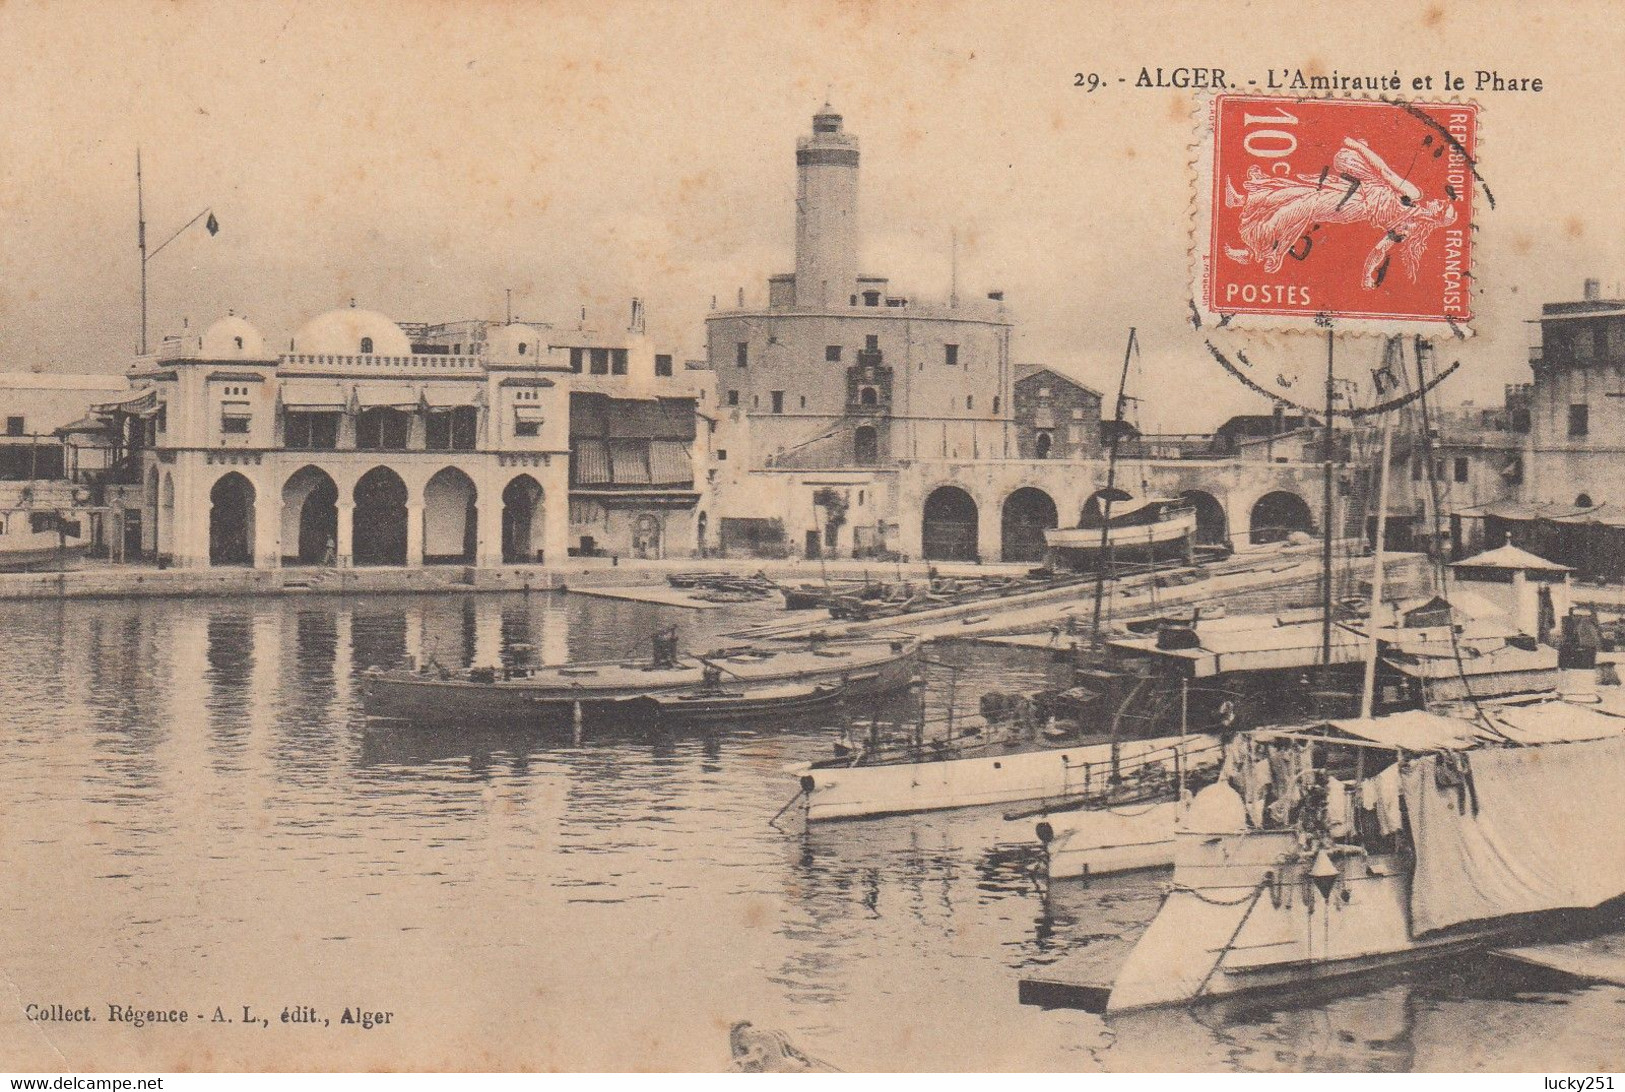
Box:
221 402 252 420
648 440 692 485
55 415 114 435
609 439 651 484
278 381 347 410
514 405 546 423
91 389 157 416
1488 701 1625 746
355 384 419 409
421 384 483 408
573 439 611 484
1316 710 1500 751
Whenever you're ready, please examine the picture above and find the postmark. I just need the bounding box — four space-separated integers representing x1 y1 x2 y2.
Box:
1193 94 1479 333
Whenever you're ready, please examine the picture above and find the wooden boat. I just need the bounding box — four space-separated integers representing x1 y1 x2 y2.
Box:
361 635 920 723
625 678 847 723
1045 490 1198 570
1028 693 1625 1014
0 512 90 571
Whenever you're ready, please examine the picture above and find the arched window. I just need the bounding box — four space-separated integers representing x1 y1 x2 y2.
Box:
360 336 374 354
860 386 878 406
1035 431 1053 459
1577 493 1595 508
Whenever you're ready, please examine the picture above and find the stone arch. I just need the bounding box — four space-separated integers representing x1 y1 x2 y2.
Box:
281 465 338 565
1249 490 1314 545
1178 489 1230 547
423 466 477 564
208 471 256 567
1000 486 1058 563
353 466 409 566
922 485 979 561
501 474 546 563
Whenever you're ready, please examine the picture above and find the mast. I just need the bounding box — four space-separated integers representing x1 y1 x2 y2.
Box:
1320 328 1336 680
1360 338 1399 719
1089 327 1138 647
137 147 147 356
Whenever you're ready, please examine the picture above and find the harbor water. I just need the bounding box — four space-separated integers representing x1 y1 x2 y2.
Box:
2 591 1622 1071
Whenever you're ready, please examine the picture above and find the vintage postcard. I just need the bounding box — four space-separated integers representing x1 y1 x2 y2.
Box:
2 0 1623 1078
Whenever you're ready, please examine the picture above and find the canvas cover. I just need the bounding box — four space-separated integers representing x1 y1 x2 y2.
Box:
1404 735 1625 935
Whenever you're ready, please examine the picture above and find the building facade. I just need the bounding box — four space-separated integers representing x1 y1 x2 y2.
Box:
118 308 573 569
704 106 1017 560
1011 366 1103 461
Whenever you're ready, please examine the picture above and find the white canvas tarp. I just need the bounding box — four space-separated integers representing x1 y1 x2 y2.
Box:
1404 735 1625 935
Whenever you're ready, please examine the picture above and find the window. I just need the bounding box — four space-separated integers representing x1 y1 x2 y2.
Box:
1575 327 1596 361
1570 403 1590 437
570 348 584 373
1035 431 1052 459
726 389 739 407
715 449 727 461
1610 323 1625 355
514 409 541 438
590 348 610 375
825 346 842 362
518 342 528 356
1453 457 1469 483
221 404 251 434
854 425 878 465
752 395 759 409
233 336 244 350
356 408 410 450
771 390 784 414
1072 407 1085 420
992 396 1000 414
1577 493 1595 508
285 412 339 451
863 291 881 307
736 342 749 368
1038 386 1051 398
655 354 673 377
610 348 628 375
156 404 167 433
857 490 865 506
860 387 877 406
799 395 807 408
4 416 23 437
944 344 959 367
426 408 476 451
1412 455 1423 481
360 336 374 354
865 334 879 351
966 395 974 410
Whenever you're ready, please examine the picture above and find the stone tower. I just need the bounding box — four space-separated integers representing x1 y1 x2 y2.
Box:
794 105 860 308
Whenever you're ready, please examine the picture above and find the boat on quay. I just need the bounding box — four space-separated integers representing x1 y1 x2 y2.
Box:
1019 684 1625 1015
1045 491 1200 572
360 631 921 723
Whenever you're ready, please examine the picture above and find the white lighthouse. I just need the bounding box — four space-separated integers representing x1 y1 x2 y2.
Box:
793 105 860 308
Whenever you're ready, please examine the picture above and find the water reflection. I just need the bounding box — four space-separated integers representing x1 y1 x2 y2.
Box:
1 590 1620 1070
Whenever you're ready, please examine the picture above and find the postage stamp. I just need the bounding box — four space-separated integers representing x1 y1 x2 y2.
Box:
1194 94 1479 332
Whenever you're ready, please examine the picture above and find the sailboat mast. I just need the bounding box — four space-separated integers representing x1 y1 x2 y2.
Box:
1321 329 1336 679
1089 327 1138 645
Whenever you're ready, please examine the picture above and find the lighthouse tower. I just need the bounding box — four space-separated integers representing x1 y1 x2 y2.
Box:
793 105 860 308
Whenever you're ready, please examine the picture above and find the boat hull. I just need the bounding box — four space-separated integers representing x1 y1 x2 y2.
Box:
361 639 919 724
801 733 1220 822
0 539 90 571
1104 832 1513 1013
1042 798 1184 880
630 681 846 724
1046 510 1198 568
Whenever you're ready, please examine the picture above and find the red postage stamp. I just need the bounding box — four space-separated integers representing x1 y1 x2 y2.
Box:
1196 95 1478 330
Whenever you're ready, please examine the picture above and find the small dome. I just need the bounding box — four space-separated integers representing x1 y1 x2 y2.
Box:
485 322 543 362
200 314 266 359
292 307 411 357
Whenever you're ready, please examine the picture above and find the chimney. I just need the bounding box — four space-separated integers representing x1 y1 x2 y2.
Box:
1584 278 1602 301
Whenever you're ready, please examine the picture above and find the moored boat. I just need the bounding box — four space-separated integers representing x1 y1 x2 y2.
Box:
361 633 920 723
625 677 848 723
1037 694 1625 1014
1045 490 1198 571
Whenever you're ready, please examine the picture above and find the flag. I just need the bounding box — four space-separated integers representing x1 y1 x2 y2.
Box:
205 212 219 236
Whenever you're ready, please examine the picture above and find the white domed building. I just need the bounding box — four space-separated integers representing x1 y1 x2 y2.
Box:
122 305 573 572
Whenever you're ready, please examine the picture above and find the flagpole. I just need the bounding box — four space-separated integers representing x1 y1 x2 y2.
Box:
137 148 147 356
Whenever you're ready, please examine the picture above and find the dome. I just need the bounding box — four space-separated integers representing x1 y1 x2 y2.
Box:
292 307 412 357
484 322 543 362
199 314 266 359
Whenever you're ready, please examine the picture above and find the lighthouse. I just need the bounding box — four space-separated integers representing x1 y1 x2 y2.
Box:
793 105 860 308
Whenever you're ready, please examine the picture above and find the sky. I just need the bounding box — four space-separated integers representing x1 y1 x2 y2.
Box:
1 0 1622 429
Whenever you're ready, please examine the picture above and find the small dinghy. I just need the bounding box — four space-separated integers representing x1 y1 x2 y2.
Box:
627 678 848 724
